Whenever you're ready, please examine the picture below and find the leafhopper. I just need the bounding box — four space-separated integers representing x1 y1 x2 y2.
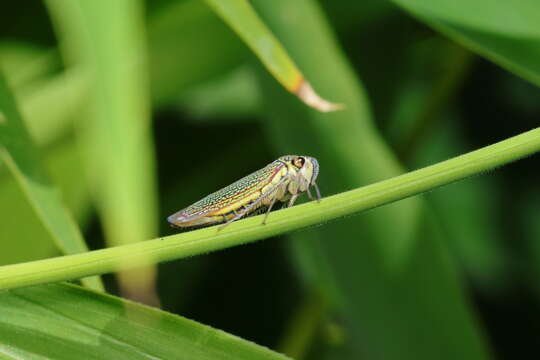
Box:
168 155 321 229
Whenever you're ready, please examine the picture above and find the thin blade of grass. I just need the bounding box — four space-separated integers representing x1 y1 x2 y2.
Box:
205 0 342 112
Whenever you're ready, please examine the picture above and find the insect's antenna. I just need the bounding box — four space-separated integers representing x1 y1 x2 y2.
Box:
312 182 322 202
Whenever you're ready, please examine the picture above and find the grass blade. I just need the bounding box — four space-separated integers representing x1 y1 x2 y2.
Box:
205 0 342 112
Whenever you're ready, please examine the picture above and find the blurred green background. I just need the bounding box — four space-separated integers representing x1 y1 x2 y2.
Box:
1 0 539 359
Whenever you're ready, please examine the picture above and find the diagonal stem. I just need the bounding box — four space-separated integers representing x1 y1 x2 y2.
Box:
0 127 539 290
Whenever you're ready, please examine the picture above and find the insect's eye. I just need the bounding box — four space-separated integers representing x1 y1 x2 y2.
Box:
293 157 305 168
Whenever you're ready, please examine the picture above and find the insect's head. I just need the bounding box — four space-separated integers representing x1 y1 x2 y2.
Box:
282 155 319 185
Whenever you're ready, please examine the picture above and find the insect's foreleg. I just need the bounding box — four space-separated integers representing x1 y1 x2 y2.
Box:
263 175 293 224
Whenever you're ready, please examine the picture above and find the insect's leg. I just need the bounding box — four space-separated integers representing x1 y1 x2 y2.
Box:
262 196 277 225
219 198 263 230
306 187 314 200
219 192 275 230
312 181 322 202
219 175 290 230
263 176 293 224
287 193 299 208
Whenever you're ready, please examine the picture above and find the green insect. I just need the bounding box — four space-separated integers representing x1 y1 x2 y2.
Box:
168 155 321 229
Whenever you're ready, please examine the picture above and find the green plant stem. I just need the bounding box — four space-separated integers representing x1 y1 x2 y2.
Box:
0 127 539 290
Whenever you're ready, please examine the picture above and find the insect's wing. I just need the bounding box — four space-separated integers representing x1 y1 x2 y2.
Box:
168 160 285 227
167 208 209 228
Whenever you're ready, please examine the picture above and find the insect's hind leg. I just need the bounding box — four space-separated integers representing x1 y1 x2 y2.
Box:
218 195 268 230
287 193 299 208
218 175 291 230
262 196 277 225
306 187 314 200
311 182 321 202
218 209 249 230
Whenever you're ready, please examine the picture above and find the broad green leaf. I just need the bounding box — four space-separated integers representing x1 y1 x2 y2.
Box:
0 127 538 291
0 283 291 360
0 70 102 291
205 0 342 112
46 0 159 301
391 0 540 87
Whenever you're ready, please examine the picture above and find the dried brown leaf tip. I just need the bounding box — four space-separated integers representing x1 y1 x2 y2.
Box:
294 79 344 112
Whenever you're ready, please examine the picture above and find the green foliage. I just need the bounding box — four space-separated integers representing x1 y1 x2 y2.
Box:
1 127 538 292
392 0 540 86
1 283 290 360
1 0 540 358
0 72 102 291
